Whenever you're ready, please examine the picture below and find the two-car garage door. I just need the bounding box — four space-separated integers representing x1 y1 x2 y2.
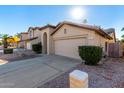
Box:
54 37 86 60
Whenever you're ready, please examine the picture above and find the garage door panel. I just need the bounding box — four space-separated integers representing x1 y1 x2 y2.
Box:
55 38 86 59
27 42 32 50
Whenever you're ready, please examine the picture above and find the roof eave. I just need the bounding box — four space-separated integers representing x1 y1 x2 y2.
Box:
51 22 113 40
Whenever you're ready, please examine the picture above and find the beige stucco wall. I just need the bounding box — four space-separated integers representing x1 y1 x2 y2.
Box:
52 24 98 46
48 27 55 54
28 28 42 38
31 29 42 44
53 24 94 39
18 41 27 48
52 24 113 59
94 32 115 55
41 27 55 54
18 33 28 48
94 32 109 52
28 29 34 39
26 29 42 50
20 33 28 40
108 33 115 43
41 28 49 54
31 38 41 45
34 29 42 39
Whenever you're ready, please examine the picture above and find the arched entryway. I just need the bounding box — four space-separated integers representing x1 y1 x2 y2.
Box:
43 32 47 54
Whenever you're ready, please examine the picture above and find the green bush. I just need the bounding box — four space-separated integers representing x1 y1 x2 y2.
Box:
78 46 103 65
4 48 13 54
0 42 3 46
32 42 42 54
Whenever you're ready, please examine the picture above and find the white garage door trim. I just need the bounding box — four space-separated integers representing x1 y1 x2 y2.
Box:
53 34 87 41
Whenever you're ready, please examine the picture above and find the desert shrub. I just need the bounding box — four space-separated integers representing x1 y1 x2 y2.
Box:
32 42 42 54
19 46 24 49
4 48 13 54
78 46 103 65
0 42 3 46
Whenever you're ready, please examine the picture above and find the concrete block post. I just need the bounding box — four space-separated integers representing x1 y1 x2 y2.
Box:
69 70 88 88
0 59 8 65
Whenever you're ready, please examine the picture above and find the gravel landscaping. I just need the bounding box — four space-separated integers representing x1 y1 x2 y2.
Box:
39 58 124 88
0 50 41 62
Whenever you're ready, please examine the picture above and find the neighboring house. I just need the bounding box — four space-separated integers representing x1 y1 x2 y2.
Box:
18 32 28 48
20 21 116 60
21 25 55 50
26 27 41 50
104 28 116 43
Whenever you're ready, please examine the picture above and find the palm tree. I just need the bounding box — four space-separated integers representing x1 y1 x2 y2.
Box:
13 33 20 48
121 34 124 38
121 27 124 31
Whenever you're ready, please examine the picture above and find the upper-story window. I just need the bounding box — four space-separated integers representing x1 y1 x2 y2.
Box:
64 29 67 34
20 35 22 40
33 30 34 37
29 31 32 38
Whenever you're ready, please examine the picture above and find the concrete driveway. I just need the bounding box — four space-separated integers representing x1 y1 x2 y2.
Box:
0 55 81 88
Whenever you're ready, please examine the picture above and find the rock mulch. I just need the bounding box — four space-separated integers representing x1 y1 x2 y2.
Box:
39 58 124 88
0 50 40 62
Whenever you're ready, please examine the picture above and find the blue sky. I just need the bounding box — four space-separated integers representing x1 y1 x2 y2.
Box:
0 5 124 39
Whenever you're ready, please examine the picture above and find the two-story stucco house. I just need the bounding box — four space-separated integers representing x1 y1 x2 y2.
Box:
23 24 56 50
18 28 41 50
20 21 116 60
26 27 42 50
18 32 28 48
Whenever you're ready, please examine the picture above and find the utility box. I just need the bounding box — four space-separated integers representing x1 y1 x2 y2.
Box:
69 70 88 88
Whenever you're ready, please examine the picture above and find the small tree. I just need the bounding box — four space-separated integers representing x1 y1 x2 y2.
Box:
0 34 9 48
121 27 124 42
7 35 20 48
0 34 20 48
121 27 124 31
0 41 2 46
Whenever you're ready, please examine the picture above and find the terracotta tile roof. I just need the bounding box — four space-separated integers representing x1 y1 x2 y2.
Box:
51 21 113 39
19 37 38 42
20 32 28 34
27 27 34 32
27 24 56 32
39 24 56 30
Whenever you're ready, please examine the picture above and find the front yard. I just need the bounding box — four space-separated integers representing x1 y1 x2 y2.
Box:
40 58 124 88
0 50 41 62
0 50 124 88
